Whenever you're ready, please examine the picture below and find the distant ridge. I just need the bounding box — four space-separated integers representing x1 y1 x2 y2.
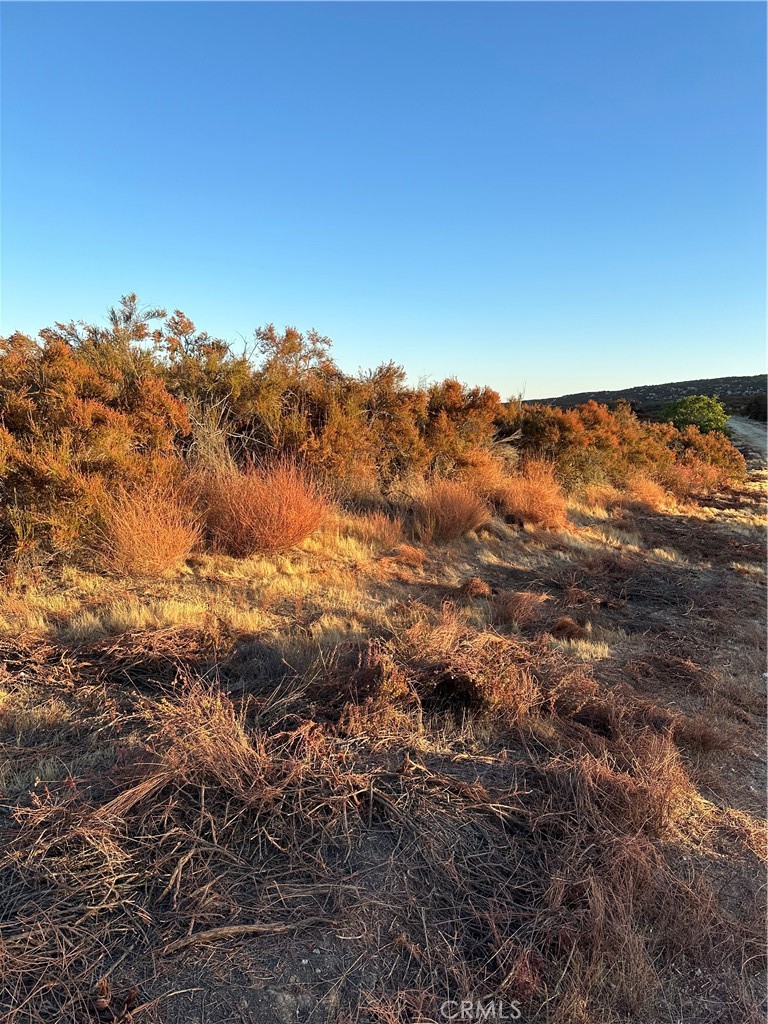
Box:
529 373 766 411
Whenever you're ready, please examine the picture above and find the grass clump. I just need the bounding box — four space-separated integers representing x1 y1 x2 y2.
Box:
495 589 551 626
496 459 568 528
99 485 200 577
624 473 669 511
412 478 491 542
195 457 329 556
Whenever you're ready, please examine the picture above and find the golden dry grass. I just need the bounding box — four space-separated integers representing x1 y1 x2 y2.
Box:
624 473 669 510
495 459 568 528
0 466 765 1024
412 478 491 542
495 588 551 625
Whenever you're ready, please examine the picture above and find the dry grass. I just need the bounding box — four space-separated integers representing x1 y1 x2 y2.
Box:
495 459 568 529
582 481 624 510
98 484 201 577
0 466 765 1024
495 588 551 626
460 449 515 502
2 646 763 1024
343 509 403 548
390 542 426 568
581 476 669 513
624 473 670 511
412 478 491 542
551 614 588 639
193 457 329 556
458 576 493 599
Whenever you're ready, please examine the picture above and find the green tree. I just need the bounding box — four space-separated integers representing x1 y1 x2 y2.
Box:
663 395 728 434
744 392 767 423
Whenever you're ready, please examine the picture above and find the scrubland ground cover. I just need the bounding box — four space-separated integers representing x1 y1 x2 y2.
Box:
0 299 765 1023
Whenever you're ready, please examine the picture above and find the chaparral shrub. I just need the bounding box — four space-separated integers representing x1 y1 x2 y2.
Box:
663 395 728 434
0 294 748 557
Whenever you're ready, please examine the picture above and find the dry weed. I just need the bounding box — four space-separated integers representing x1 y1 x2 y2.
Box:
194 457 329 556
98 484 200 577
495 589 551 626
458 576 492 599
389 543 426 568
624 473 669 511
551 615 587 640
412 478 491 542
495 460 568 529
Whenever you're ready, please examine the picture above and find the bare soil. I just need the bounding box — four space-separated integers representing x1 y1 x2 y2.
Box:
728 416 767 464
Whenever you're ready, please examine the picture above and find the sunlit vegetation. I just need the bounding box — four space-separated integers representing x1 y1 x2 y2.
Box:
0 296 763 1024
0 294 746 563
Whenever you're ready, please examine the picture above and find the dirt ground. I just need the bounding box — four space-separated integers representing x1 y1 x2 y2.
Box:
728 416 767 464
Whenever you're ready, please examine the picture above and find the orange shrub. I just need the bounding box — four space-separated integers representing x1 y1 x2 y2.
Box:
661 459 723 500
99 484 200 576
495 460 568 529
195 458 328 556
412 478 491 542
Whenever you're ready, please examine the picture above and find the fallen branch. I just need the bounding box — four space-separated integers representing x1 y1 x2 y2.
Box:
162 915 334 954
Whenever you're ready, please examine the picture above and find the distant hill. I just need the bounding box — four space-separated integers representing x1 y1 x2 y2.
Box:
529 374 767 415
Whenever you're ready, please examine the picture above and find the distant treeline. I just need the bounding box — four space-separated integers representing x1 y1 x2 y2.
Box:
531 373 767 417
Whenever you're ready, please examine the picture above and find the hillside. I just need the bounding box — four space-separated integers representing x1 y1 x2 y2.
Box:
1 304 765 1024
531 373 767 413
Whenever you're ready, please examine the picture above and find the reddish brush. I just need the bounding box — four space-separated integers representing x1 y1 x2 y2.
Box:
496 460 568 529
412 479 491 542
99 484 200 577
194 457 329 556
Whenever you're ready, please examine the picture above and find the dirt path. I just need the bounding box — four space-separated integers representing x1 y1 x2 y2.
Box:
728 415 767 465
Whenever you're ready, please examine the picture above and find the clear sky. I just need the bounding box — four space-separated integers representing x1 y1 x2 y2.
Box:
1 2 765 399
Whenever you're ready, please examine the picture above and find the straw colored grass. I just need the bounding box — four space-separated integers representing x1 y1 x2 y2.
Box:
412 478 491 542
495 588 551 625
0 459 764 1024
625 473 669 511
495 459 568 528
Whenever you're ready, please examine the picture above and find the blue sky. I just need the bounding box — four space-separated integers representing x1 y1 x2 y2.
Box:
1 2 765 399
